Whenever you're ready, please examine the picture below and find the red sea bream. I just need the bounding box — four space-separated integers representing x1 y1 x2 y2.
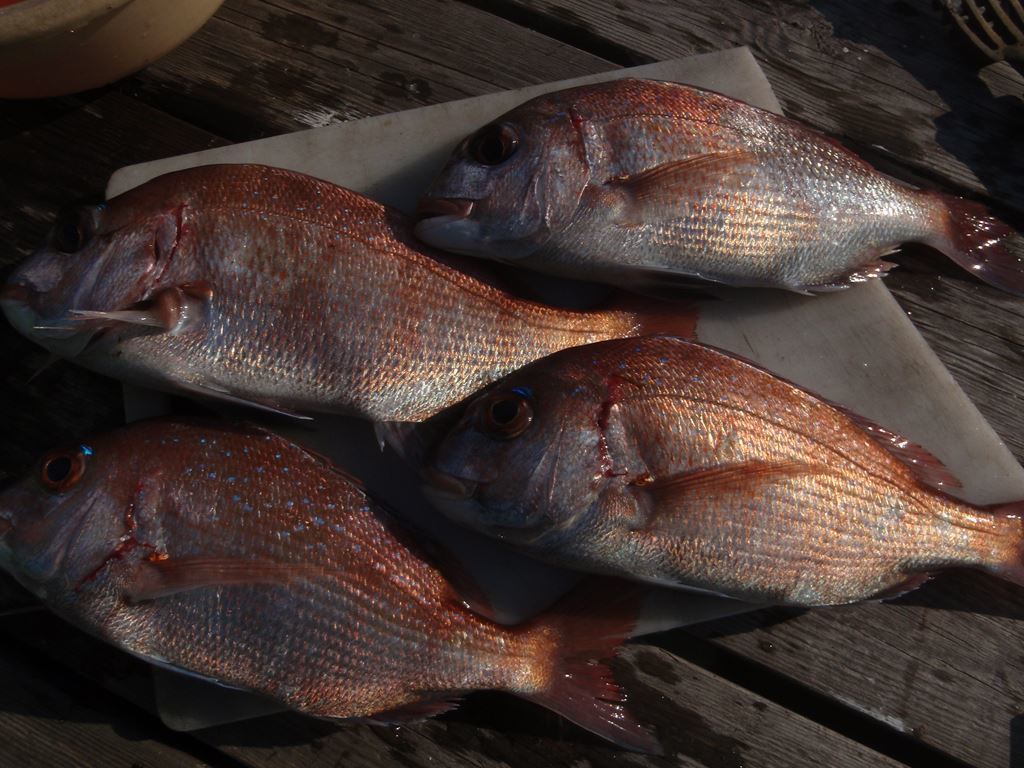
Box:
417 78 1024 295
0 420 658 751
0 164 691 421
425 337 1024 605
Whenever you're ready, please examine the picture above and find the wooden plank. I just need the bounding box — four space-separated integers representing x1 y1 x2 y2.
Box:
0 93 227 480
0 607 904 768
0 637 214 768
495 0 1024 210
123 0 613 140
687 572 1024 768
885 249 1024 460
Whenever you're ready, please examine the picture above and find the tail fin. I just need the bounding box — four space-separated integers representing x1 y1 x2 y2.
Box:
606 290 701 341
519 581 662 754
985 500 1024 587
928 192 1024 297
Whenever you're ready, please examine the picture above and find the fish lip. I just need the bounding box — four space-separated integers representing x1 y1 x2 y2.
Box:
415 197 475 221
420 467 477 499
0 291 41 338
0 283 32 304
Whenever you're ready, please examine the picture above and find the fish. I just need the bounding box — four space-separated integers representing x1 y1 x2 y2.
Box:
0 163 692 422
415 78 1024 296
0 419 659 751
423 336 1024 606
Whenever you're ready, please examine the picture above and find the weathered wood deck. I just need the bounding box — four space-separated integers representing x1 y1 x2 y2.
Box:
1 2 1022 766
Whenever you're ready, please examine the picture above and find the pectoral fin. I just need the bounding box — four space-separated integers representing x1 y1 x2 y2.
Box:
644 460 824 508
69 282 213 335
607 149 758 223
125 556 328 603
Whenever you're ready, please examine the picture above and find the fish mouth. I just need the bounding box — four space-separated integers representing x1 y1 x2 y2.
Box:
413 210 487 256
415 197 475 222
0 287 44 338
421 479 490 533
420 466 477 499
0 283 32 305
0 291 103 359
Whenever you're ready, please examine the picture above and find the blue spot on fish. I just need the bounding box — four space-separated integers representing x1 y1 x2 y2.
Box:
512 386 533 398
80 444 94 456
208 471 217 479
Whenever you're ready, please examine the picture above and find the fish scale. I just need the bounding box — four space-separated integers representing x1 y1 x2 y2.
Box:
1 164 692 422
417 78 1023 295
426 337 1024 606
0 420 660 751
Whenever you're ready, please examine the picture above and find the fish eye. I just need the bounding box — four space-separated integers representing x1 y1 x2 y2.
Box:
468 123 519 166
52 206 99 253
475 391 533 439
39 448 87 492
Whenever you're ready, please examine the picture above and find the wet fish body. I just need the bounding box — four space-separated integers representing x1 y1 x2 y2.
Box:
425 337 1024 605
0 420 657 751
417 78 1024 295
0 164 690 422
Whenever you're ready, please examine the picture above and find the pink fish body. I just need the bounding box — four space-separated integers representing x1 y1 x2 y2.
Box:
417 78 1024 295
0 164 690 421
0 420 658 751
425 337 1024 605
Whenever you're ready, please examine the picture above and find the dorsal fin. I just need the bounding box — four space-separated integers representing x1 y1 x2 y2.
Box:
837 407 962 490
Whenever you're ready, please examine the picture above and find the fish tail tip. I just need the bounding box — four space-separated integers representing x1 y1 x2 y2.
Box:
521 580 662 753
933 193 1024 297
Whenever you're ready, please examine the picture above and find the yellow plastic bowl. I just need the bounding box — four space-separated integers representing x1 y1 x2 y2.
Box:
0 0 224 98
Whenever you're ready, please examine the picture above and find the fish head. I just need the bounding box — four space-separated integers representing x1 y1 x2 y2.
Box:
0 434 147 600
424 360 608 547
415 101 590 261
1 190 184 357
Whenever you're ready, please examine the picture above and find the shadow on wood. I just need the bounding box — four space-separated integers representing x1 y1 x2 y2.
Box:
810 0 1024 215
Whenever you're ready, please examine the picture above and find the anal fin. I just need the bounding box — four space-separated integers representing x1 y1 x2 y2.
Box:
353 697 463 725
871 572 933 601
806 259 898 291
